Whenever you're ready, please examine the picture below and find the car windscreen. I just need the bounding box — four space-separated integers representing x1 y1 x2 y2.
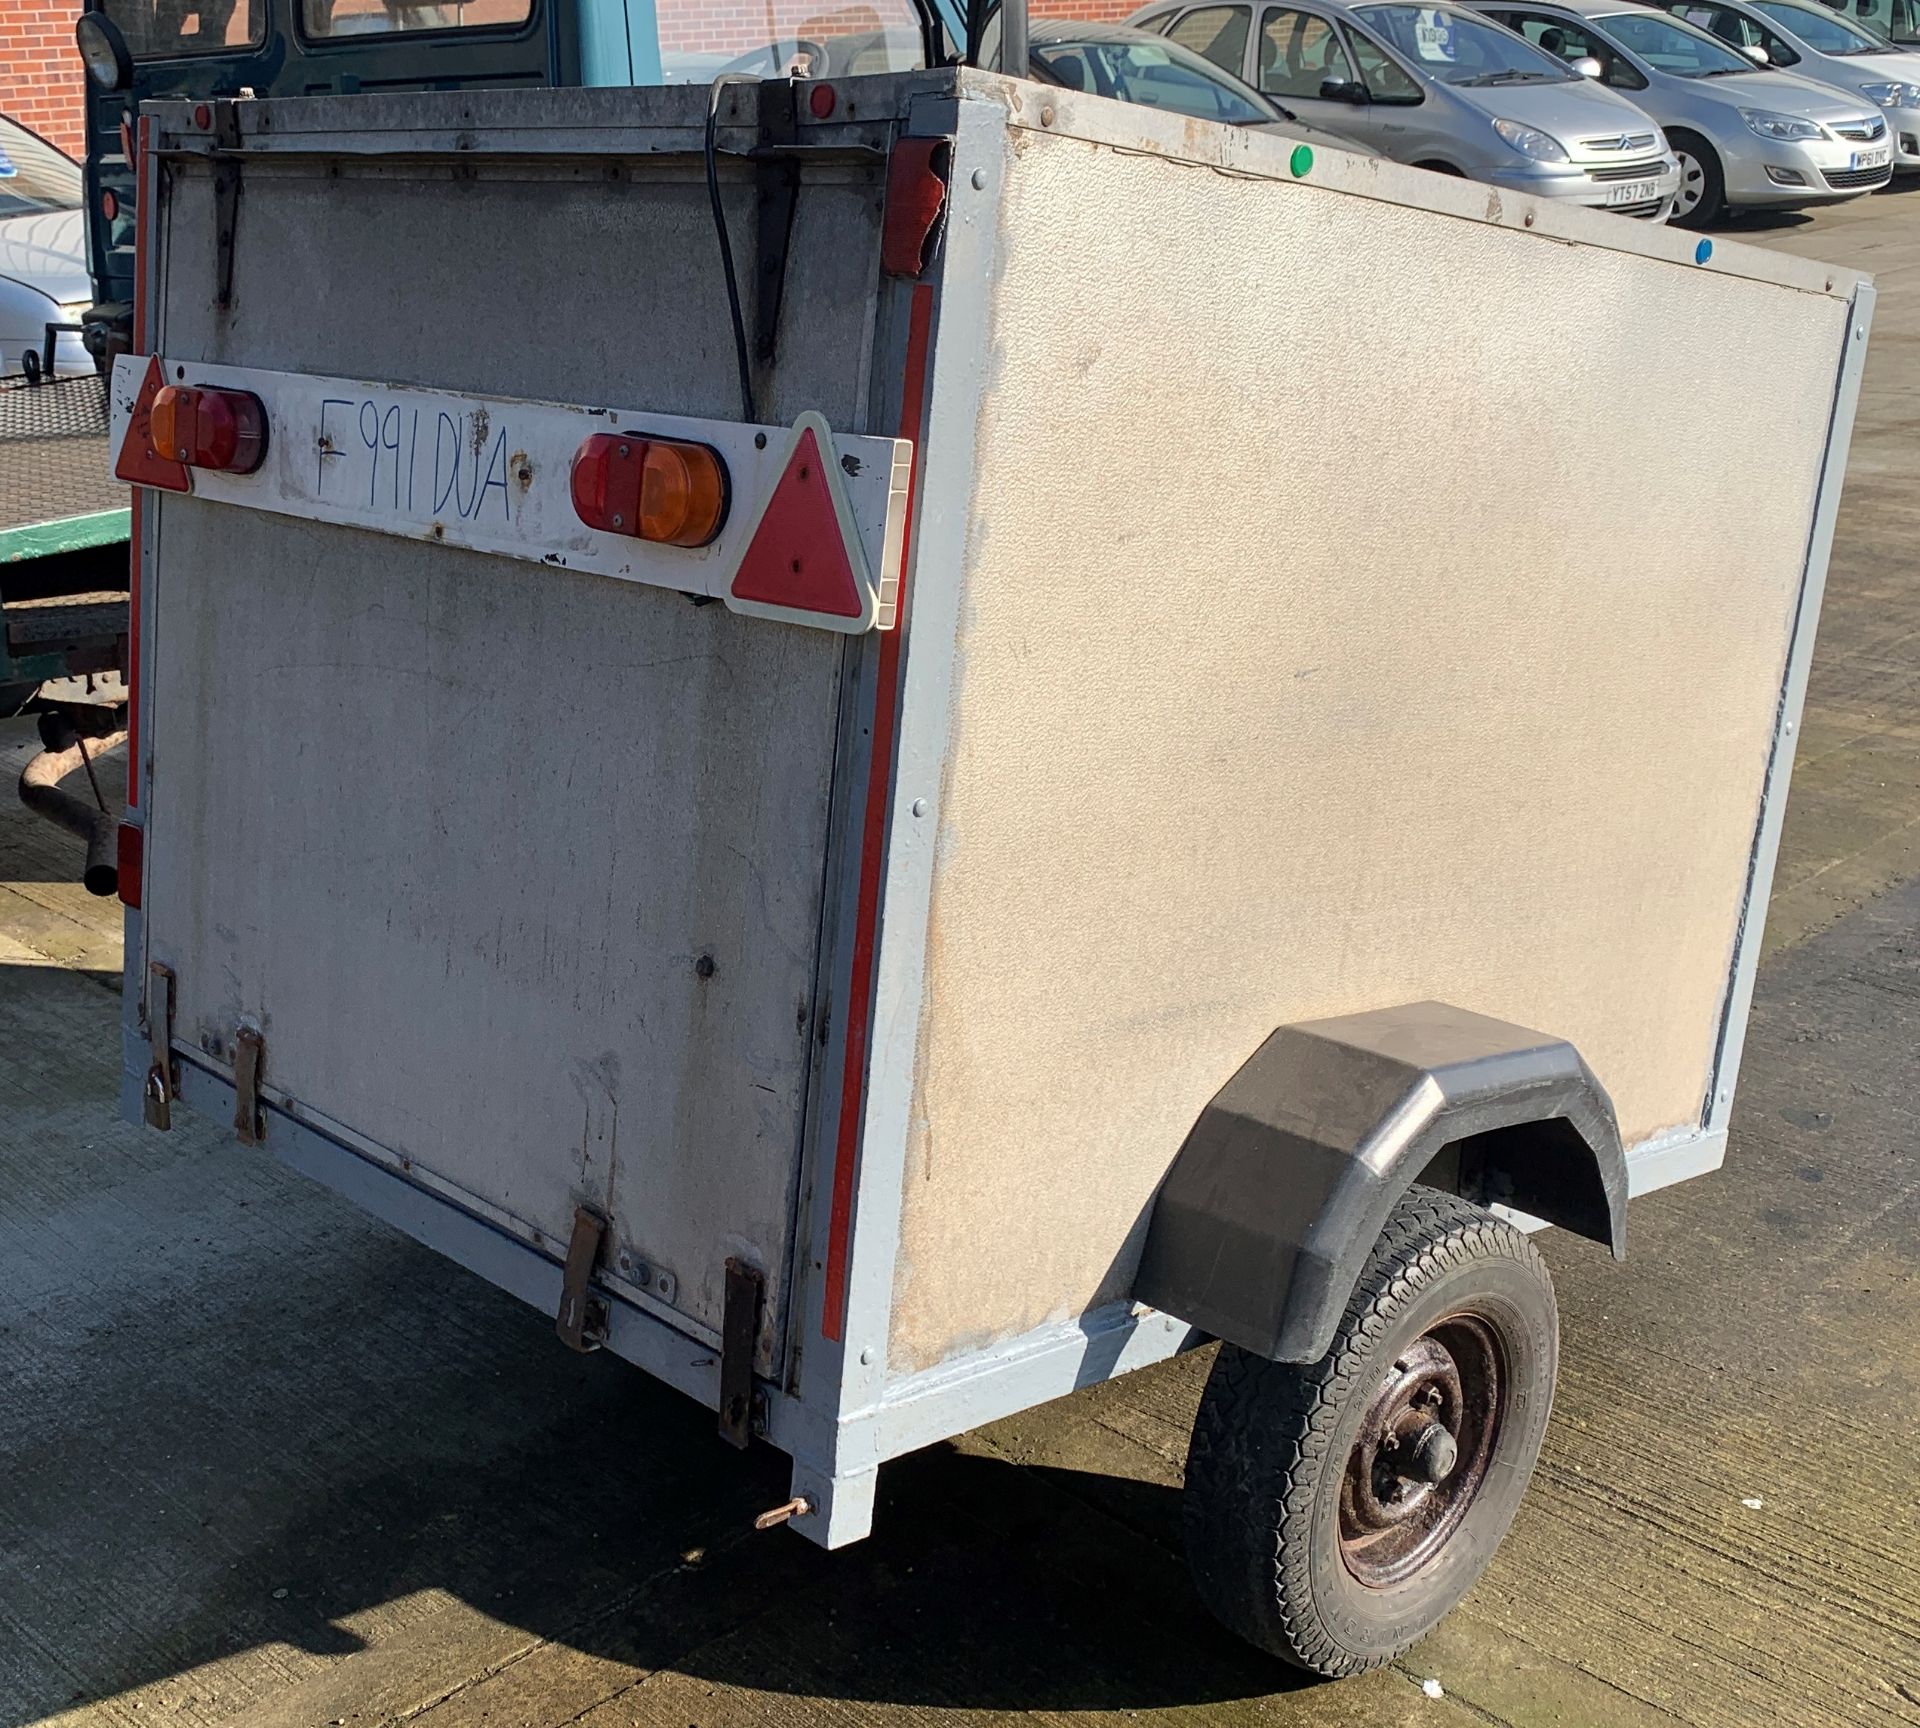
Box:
656 2 933 83
0 119 82 220
1031 34 1280 120
1350 4 1576 79
1595 8 1758 70
101 0 267 56
1751 0 1886 46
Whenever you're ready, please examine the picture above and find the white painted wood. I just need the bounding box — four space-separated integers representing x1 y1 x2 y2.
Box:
109 357 910 633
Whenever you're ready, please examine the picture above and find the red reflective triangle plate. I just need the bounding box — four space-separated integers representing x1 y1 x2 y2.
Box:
114 355 191 492
730 422 863 619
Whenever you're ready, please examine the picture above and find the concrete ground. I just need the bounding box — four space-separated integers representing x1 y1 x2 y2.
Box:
3 192 1918 1728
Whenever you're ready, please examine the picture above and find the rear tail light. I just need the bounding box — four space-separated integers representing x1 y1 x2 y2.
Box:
149 384 267 474
101 188 119 222
570 433 728 548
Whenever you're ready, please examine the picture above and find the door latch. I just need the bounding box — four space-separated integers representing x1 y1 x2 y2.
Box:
143 962 175 1130
232 1026 264 1145
555 1206 610 1352
718 1257 765 1450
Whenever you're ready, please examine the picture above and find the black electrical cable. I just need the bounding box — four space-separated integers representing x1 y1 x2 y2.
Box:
705 75 758 427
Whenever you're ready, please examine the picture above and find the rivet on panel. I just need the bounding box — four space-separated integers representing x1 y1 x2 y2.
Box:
1040 105 1055 125
971 167 987 190
1523 211 1534 227
911 797 928 817
860 1346 875 1364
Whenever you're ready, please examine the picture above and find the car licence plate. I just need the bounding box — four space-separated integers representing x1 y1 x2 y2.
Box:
1605 178 1660 206
1853 144 1891 170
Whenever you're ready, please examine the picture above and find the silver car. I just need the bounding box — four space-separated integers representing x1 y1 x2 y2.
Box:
1472 0 1893 219
1129 0 1681 216
1660 0 1920 167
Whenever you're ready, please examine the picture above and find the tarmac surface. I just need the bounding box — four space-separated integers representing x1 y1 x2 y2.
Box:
1 189 1916 1728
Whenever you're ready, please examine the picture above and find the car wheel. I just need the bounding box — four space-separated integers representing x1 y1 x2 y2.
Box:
1669 132 1724 229
1181 1187 1558 1677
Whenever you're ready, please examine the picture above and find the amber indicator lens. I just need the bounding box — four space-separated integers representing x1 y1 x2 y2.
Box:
570 433 728 548
149 384 268 475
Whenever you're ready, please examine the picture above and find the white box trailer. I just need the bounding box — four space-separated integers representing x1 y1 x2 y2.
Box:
109 70 1869 1676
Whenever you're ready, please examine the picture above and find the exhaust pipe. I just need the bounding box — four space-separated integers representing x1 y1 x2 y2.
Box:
19 708 127 898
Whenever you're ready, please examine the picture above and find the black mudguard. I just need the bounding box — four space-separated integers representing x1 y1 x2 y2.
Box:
1132 1001 1628 1363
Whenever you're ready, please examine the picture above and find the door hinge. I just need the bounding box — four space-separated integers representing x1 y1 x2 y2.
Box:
752 80 801 369
232 1025 264 1145
555 1205 610 1353
718 1257 765 1450
211 101 243 312
143 961 175 1130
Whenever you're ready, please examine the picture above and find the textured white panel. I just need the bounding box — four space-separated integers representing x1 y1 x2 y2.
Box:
890 127 1848 1369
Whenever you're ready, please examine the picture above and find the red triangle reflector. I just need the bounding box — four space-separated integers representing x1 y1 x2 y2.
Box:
730 418 868 623
114 355 192 492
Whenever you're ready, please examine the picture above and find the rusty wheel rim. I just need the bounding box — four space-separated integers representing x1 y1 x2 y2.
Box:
1338 1313 1504 1589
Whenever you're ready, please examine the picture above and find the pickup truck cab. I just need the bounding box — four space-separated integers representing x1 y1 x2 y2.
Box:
69 0 953 366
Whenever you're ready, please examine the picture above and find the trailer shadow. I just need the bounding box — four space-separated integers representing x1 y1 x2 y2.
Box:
5 1198 1300 1727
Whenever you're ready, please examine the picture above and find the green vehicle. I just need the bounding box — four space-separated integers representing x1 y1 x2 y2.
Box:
69 0 958 367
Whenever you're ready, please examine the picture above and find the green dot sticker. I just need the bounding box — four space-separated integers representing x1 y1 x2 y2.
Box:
1289 144 1314 178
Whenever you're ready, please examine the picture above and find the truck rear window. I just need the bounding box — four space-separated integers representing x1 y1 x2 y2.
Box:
103 0 267 57
299 0 534 37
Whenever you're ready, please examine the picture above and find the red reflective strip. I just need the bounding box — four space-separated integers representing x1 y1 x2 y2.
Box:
881 139 948 279
821 282 935 1341
127 115 150 810
116 822 143 910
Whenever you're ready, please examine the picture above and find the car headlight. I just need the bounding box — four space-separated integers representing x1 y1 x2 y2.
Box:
1860 79 1920 108
1492 117 1570 162
1739 107 1825 140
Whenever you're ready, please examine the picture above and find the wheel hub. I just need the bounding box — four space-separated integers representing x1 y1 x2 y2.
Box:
1676 153 1704 215
1338 1315 1504 1588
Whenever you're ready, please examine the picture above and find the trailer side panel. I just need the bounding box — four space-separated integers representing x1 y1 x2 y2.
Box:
888 116 1851 1372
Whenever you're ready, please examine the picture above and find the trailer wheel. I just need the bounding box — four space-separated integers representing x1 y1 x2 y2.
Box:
1182 1186 1557 1677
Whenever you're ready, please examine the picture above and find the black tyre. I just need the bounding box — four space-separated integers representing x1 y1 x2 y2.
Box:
1669 131 1726 229
1182 1186 1557 1678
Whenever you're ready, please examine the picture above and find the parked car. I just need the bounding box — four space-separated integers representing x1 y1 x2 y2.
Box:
0 117 90 380
772 16 1370 149
1812 0 1919 46
1131 0 1680 216
1660 0 1920 164
1470 0 1893 219
1023 18 1369 147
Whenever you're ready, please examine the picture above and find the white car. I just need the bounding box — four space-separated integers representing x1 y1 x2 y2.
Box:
0 116 92 379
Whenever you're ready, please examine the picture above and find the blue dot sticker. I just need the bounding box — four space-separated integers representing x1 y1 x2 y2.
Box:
1694 238 1713 265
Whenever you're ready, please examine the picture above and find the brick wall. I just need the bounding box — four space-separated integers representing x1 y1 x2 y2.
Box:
656 0 1137 56
0 0 87 159
1030 0 1139 18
